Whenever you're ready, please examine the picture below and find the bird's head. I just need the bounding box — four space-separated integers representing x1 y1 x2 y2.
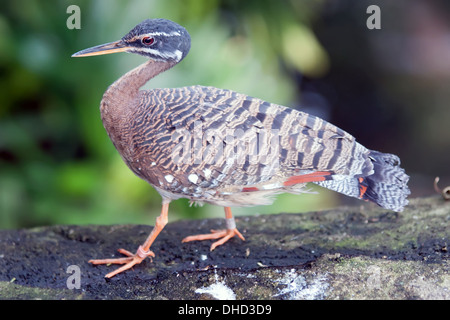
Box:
72 18 191 63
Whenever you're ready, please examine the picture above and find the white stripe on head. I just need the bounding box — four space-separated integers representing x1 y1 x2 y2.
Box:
141 31 182 37
131 47 183 61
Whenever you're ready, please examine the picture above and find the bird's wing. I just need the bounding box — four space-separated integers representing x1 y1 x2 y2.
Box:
131 85 372 196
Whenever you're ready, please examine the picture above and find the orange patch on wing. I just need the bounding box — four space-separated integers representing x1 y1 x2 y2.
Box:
358 177 368 199
283 171 332 187
242 187 259 192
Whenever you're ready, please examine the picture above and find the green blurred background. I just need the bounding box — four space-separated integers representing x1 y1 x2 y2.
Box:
1 0 449 229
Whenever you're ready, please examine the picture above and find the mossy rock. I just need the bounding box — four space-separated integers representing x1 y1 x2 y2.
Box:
0 196 448 299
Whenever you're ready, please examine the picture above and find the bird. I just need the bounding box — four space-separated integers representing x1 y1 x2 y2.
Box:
72 18 410 278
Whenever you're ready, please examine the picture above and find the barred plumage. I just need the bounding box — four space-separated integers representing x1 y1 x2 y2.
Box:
73 19 410 278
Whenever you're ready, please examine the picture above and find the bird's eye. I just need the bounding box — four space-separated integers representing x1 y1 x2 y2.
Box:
142 37 155 46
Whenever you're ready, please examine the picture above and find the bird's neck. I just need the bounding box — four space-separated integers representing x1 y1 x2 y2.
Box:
99 59 176 161
100 59 176 120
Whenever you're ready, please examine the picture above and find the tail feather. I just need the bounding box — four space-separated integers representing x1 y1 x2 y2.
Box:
361 150 410 211
315 150 410 212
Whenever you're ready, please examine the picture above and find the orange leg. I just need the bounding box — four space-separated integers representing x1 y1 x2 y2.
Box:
182 207 245 251
89 202 169 278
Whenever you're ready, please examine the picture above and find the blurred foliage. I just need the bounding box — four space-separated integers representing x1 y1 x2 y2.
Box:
0 0 449 229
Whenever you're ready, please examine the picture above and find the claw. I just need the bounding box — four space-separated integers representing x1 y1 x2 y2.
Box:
89 203 169 278
89 246 155 278
182 207 245 251
182 228 245 251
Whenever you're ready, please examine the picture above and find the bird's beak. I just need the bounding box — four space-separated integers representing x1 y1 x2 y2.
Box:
72 40 130 57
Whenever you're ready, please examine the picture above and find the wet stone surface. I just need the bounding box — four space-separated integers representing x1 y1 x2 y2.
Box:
0 196 448 299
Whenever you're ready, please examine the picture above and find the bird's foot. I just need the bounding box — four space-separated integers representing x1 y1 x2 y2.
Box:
89 245 155 278
182 228 245 251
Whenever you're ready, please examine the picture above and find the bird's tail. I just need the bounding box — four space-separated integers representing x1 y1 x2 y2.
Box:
315 150 410 212
359 150 410 211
